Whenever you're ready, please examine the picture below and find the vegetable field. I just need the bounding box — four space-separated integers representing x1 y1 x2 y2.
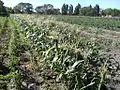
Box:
0 15 120 90
55 15 120 31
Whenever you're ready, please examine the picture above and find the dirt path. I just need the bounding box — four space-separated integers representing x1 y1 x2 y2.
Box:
0 17 12 89
0 17 11 70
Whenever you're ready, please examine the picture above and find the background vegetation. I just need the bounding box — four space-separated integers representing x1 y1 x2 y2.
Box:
1 0 120 16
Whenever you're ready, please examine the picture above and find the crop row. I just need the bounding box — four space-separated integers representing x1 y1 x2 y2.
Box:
18 14 120 51
0 17 28 90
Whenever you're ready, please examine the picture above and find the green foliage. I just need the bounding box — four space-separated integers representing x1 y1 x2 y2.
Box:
81 5 93 16
6 7 14 14
14 2 33 14
35 4 60 15
55 15 120 31
62 4 69 15
103 8 120 16
69 4 73 15
74 3 81 15
93 4 100 16
43 40 107 90
0 0 8 16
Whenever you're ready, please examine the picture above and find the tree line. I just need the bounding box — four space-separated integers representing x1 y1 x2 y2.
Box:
62 4 120 16
0 0 120 17
0 0 8 16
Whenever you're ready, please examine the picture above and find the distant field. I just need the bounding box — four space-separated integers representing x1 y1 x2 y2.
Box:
54 15 120 31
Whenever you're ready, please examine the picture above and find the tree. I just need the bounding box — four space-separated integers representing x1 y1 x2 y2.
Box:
35 6 44 14
6 7 14 14
43 4 54 14
13 6 21 13
0 0 4 13
112 9 120 16
89 5 92 9
0 0 8 16
74 3 81 15
61 4 68 15
86 5 94 16
14 2 33 14
35 4 59 15
103 8 112 15
80 5 94 16
61 4 65 15
65 4 69 14
93 4 100 16
51 9 60 15
103 8 120 16
101 10 105 16
69 4 73 15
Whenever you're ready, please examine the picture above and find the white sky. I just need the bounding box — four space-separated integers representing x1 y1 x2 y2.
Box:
2 0 120 9
2 0 61 8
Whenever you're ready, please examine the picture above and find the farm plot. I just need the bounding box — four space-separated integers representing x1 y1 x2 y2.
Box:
0 14 120 90
0 17 35 90
54 15 120 31
9 14 120 90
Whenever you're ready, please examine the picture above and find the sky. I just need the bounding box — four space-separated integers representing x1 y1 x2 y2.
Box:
2 0 120 9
